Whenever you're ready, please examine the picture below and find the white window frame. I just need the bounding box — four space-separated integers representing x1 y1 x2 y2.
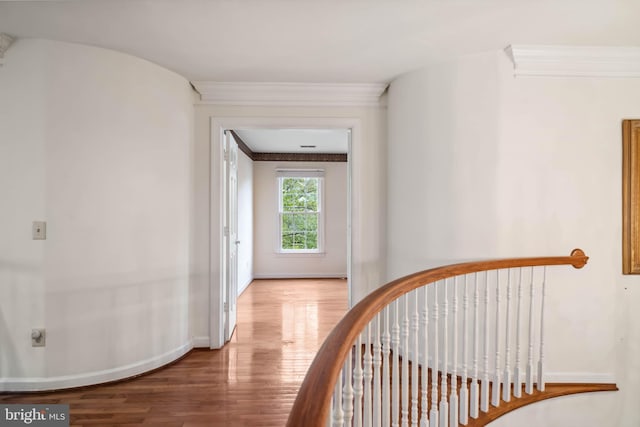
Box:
277 169 325 254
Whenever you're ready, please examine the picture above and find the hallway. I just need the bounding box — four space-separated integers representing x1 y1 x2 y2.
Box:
0 279 348 426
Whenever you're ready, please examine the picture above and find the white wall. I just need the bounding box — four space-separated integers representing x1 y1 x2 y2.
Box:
237 149 253 294
192 106 387 347
387 50 640 426
0 39 194 390
253 161 347 278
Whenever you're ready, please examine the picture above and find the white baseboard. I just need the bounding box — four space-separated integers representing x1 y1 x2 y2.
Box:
237 278 252 296
0 341 193 392
253 273 348 279
192 336 210 348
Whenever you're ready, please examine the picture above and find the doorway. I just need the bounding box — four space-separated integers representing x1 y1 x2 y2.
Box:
210 117 358 349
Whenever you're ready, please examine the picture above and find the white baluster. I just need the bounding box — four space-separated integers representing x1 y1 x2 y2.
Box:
401 294 409 427
421 287 429 427
537 267 547 392
514 268 523 399
503 269 512 403
481 272 490 413
334 366 345 427
383 306 391 427
412 291 419 427
364 324 373 427
374 314 382 426
344 349 354 425
355 334 364 427
439 280 449 427
469 273 480 419
392 299 400 427
491 270 502 407
429 283 439 427
526 267 535 395
450 277 459 427
460 275 469 425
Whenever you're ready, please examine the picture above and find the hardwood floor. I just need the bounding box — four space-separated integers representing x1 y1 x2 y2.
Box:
0 278 349 426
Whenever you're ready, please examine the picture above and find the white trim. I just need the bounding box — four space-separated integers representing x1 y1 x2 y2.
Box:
276 249 325 255
193 82 387 107
505 45 640 78
273 251 326 257
192 336 211 348
210 119 225 350
0 341 192 392
237 277 253 297
253 273 348 279
278 175 324 253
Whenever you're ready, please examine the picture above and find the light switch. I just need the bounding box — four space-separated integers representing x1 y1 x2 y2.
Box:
32 221 46 240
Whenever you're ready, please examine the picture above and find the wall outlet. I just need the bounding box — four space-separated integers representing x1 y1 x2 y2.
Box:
31 328 46 347
32 221 46 240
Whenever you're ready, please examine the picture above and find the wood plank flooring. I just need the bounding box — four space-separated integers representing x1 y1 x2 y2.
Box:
0 278 349 426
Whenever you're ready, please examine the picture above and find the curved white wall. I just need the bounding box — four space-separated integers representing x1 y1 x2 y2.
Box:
387 51 640 426
0 39 194 390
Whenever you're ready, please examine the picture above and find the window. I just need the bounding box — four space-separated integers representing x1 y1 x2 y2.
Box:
278 170 324 252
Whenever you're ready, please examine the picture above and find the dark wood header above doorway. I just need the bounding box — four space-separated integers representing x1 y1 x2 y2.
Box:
229 130 347 163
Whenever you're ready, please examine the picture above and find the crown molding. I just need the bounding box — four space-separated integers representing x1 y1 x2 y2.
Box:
191 81 387 107
505 45 640 78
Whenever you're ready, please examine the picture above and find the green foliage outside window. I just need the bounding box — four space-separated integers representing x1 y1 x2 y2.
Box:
280 177 320 250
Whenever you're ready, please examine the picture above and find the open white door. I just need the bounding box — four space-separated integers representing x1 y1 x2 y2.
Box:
223 131 239 342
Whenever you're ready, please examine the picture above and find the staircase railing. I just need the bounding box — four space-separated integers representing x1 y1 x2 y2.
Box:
287 249 613 427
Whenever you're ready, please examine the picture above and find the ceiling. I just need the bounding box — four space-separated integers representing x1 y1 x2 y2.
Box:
234 129 349 154
1 1 639 84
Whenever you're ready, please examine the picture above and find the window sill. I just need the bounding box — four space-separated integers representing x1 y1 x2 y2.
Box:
275 251 326 257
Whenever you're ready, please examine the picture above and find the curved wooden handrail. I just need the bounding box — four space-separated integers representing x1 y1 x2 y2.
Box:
286 249 588 427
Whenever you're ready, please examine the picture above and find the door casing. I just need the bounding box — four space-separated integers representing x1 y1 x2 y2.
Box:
209 116 359 349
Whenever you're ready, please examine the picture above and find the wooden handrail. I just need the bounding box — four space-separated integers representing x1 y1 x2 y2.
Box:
286 249 588 427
